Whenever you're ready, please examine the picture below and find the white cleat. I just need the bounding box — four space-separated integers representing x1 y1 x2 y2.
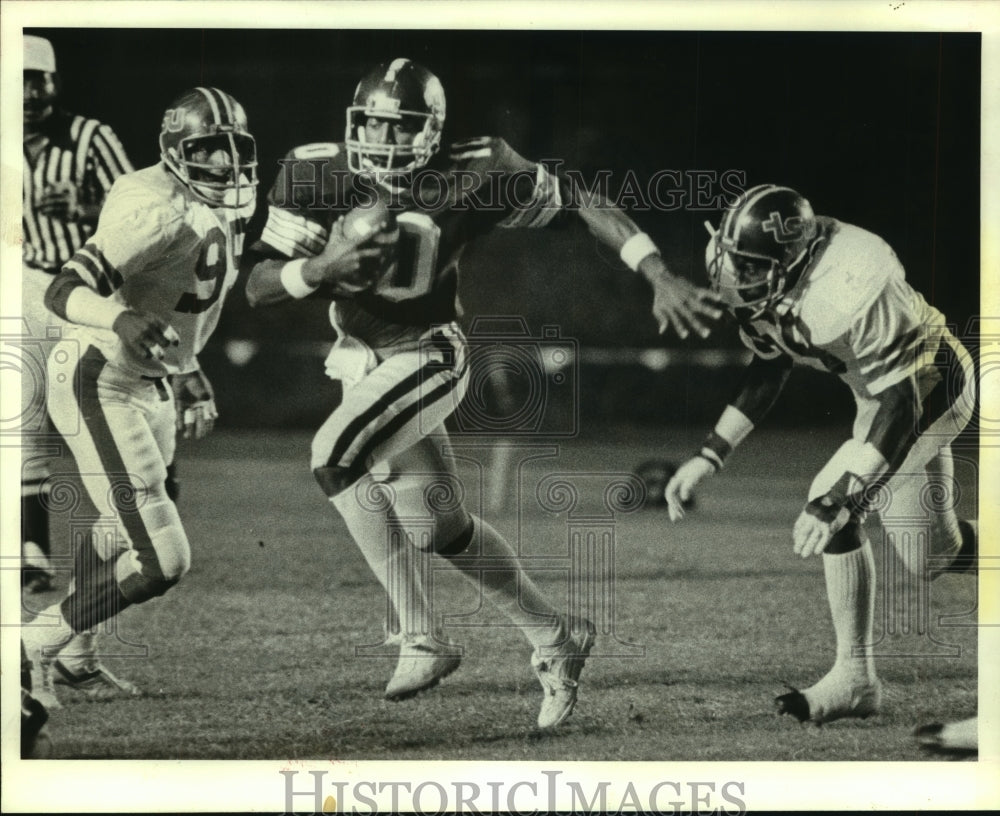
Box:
532 617 596 729
52 659 142 699
51 632 142 699
776 670 882 725
914 716 978 756
384 634 462 701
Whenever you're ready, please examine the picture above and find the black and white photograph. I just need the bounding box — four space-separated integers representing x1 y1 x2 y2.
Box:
3 1 998 812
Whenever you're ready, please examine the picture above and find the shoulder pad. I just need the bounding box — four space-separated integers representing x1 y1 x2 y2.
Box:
99 171 183 244
290 142 341 160
795 221 899 345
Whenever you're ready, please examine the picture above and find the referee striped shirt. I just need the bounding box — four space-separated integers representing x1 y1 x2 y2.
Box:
23 110 133 272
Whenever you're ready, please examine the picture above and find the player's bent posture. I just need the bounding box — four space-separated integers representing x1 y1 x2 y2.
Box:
665 184 977 725
22 87 257 709
245 59 722 727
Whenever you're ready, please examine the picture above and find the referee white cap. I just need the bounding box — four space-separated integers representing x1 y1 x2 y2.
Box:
24 35 57 73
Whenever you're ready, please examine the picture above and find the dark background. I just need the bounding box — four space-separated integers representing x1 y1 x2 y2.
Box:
27 28 982 428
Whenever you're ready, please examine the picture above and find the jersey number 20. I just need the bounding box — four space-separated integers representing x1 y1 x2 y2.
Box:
377 212 441 302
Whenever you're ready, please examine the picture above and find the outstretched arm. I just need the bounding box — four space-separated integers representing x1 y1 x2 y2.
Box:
573 201 724 339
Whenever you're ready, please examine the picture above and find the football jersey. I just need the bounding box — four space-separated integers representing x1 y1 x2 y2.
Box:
253 136 565 350
61 164 250 377
734 218 948 400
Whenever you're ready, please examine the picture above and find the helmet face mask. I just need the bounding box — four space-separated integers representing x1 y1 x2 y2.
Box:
345 59 446 183
707 237 785 313
160 87 258 209
706 184 818 315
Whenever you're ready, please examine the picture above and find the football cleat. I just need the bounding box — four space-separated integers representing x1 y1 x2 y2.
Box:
52 658 142 699
913 716 977 757
532 617 597 729
384 634 461 701
22 541 56 594
776 673 882 725
21 688 54 758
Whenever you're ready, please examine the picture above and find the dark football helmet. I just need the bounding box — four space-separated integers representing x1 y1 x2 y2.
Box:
345 59 446 177
706 184 818 313
159 87 258 208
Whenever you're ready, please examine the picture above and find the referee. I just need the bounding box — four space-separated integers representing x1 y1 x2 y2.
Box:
22 34 133 591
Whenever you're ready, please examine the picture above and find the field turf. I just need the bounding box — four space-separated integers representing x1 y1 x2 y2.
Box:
24 425 979 761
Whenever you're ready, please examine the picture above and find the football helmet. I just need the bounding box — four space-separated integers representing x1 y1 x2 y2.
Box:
345 59 446 177
706 184 818 313
159 87 258 209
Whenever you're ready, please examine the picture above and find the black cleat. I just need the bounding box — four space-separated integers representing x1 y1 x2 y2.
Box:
22 567 54 594
775 684 811 723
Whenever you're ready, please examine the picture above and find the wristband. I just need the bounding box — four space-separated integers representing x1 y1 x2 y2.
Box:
619 232 659 272
697 450 724 472
64 287 128 330
699 432 730 471
697 405 755 470
280 258 319 299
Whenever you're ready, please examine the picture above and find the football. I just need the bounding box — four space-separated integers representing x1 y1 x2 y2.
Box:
340 196 400 291
341 194 396 243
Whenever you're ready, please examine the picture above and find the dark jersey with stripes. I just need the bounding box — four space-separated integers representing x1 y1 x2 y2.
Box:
23 110 133 272
252 136 566 350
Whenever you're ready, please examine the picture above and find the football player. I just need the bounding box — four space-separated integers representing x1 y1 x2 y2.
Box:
22 87 257 709
665 184 977 725
245 58 723 728
22 34 135 593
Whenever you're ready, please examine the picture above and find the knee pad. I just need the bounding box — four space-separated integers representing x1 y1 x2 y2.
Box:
119 521 191 584
313 465 362 498
825 517 863 555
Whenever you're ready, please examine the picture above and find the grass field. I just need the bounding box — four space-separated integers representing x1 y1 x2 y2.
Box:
23 425 979 762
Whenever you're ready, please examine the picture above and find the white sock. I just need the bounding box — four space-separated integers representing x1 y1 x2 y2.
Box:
55 631 97 671
333 483 432 640
822 542 877 683
451 517 563 649
23 603 74 659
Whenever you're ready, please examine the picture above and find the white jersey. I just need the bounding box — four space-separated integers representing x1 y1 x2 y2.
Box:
736 218 948 400
61 163 250 377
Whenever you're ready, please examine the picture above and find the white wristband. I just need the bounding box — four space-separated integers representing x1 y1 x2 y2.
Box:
280 258 319 299
619 232 659 272
64 287 128 330
715 405 755 448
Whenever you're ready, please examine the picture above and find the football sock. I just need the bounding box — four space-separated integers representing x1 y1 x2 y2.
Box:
61 552 131 633
55 631 97 673
333 482 432 640
22 603 73 658
947 519 978 574
450 516 564 650
822 542 877 682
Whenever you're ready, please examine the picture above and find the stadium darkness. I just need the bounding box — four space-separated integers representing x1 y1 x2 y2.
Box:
27 28 982 427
